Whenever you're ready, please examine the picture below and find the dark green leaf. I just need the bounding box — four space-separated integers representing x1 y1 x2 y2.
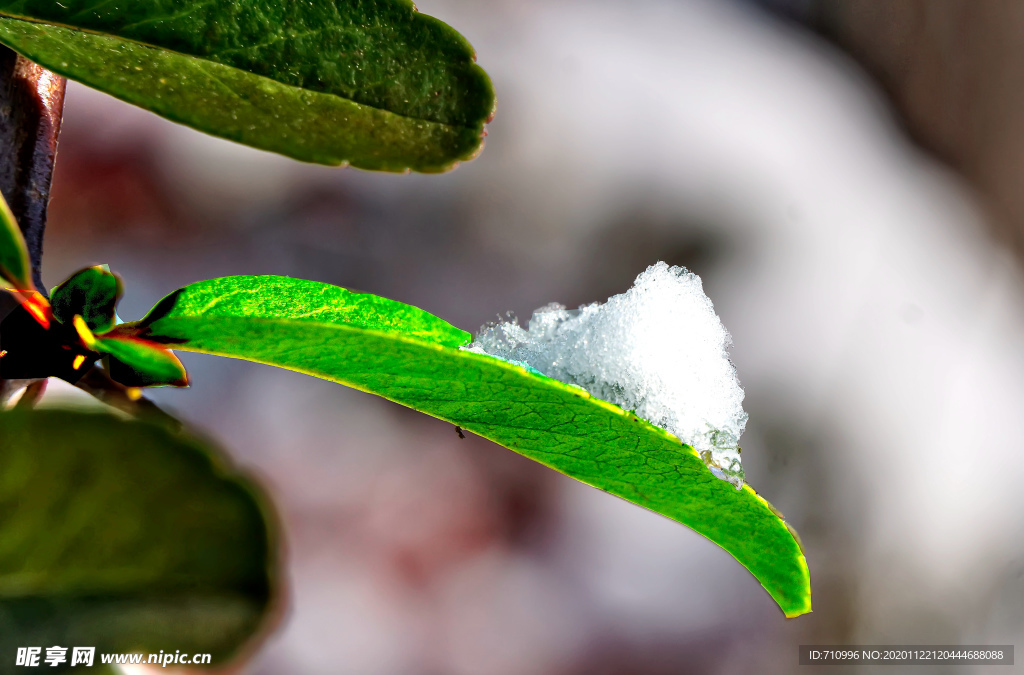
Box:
0 1 494 172
51 266 122 332
127 275 811 617
73 315 187 387
0 408 276 671
99 336 189 388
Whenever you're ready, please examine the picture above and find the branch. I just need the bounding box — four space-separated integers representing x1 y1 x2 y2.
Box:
75 365 183 432
0 45 66 295
13 377 46 408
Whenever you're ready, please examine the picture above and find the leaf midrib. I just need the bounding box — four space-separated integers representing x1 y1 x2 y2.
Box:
0 11 482 132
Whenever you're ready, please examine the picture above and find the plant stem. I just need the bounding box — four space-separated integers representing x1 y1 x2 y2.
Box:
75 366 182 431
13 377 46 408
0 45 66 295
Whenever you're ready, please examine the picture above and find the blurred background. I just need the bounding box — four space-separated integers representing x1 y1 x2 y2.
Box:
36 0 1024 672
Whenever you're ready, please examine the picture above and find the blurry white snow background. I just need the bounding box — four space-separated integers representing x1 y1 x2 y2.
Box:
431 0 1024 653
47 0 1024 672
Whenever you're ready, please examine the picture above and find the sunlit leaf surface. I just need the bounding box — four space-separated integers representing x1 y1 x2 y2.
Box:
127 275 811 617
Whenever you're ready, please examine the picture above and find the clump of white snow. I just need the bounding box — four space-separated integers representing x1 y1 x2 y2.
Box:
464 262 748 487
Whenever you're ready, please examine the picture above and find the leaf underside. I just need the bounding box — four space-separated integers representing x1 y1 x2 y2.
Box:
130 275 811 617
0 1 494 172
0 409 275 671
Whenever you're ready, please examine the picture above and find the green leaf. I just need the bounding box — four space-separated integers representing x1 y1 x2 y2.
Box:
0 0 494 172
51 266 122 332
126 275 812 617
0 408 275 671
72 314 188 387
0 189 30 291
99 336 190 388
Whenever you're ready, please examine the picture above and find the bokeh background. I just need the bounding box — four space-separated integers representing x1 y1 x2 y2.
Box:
37 0 1024 672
